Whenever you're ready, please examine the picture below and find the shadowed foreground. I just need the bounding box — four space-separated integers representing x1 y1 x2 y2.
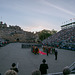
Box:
0 43 75 75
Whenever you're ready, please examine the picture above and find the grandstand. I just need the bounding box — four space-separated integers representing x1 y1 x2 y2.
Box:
42 22 75 50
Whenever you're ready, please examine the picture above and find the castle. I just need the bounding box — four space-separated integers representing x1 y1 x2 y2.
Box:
0 21 38 43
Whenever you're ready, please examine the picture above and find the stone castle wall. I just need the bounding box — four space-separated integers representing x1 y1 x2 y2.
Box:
0 21 36 43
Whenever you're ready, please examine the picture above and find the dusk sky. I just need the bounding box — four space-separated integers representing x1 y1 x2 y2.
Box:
0 0 75 32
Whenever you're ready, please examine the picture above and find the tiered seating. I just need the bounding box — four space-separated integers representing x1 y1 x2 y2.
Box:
42 27 75 50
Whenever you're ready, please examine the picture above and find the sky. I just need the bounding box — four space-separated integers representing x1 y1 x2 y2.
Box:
0 0 75 32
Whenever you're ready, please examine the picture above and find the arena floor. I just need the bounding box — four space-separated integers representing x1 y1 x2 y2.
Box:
0 43 75 75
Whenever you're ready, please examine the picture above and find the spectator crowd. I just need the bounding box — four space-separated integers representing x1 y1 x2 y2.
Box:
4 60 72 75
42 26 75 50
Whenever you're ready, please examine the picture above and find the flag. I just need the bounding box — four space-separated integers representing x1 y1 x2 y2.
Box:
73 18 75 21
39 50 47 55
70 19 72 21
73 18 75 20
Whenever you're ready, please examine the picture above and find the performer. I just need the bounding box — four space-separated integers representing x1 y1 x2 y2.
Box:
46 47 48 56
55 50 58 60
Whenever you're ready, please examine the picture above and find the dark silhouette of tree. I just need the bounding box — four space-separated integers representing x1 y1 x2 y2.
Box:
38 29 57 41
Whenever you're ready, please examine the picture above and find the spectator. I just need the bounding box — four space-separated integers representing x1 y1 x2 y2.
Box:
32 69 41 75
46 47 48 56
4 70 17 75
63 66 71 75
39 59 48 75
10 63 19 73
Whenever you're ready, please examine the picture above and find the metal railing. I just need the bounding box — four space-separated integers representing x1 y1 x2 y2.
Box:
69 62 75 71
47 62 75 75
47 72 63 75
69 62 75 74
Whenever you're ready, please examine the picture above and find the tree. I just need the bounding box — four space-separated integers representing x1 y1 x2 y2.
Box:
38 29 57 41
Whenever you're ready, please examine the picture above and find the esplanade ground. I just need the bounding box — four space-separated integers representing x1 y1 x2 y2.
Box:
0 43 75 75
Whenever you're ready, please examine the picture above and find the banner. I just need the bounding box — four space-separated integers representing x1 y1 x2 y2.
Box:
39 50 47 55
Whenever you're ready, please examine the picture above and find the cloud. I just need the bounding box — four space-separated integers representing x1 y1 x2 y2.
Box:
42 0 75 16
22 19 56 32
